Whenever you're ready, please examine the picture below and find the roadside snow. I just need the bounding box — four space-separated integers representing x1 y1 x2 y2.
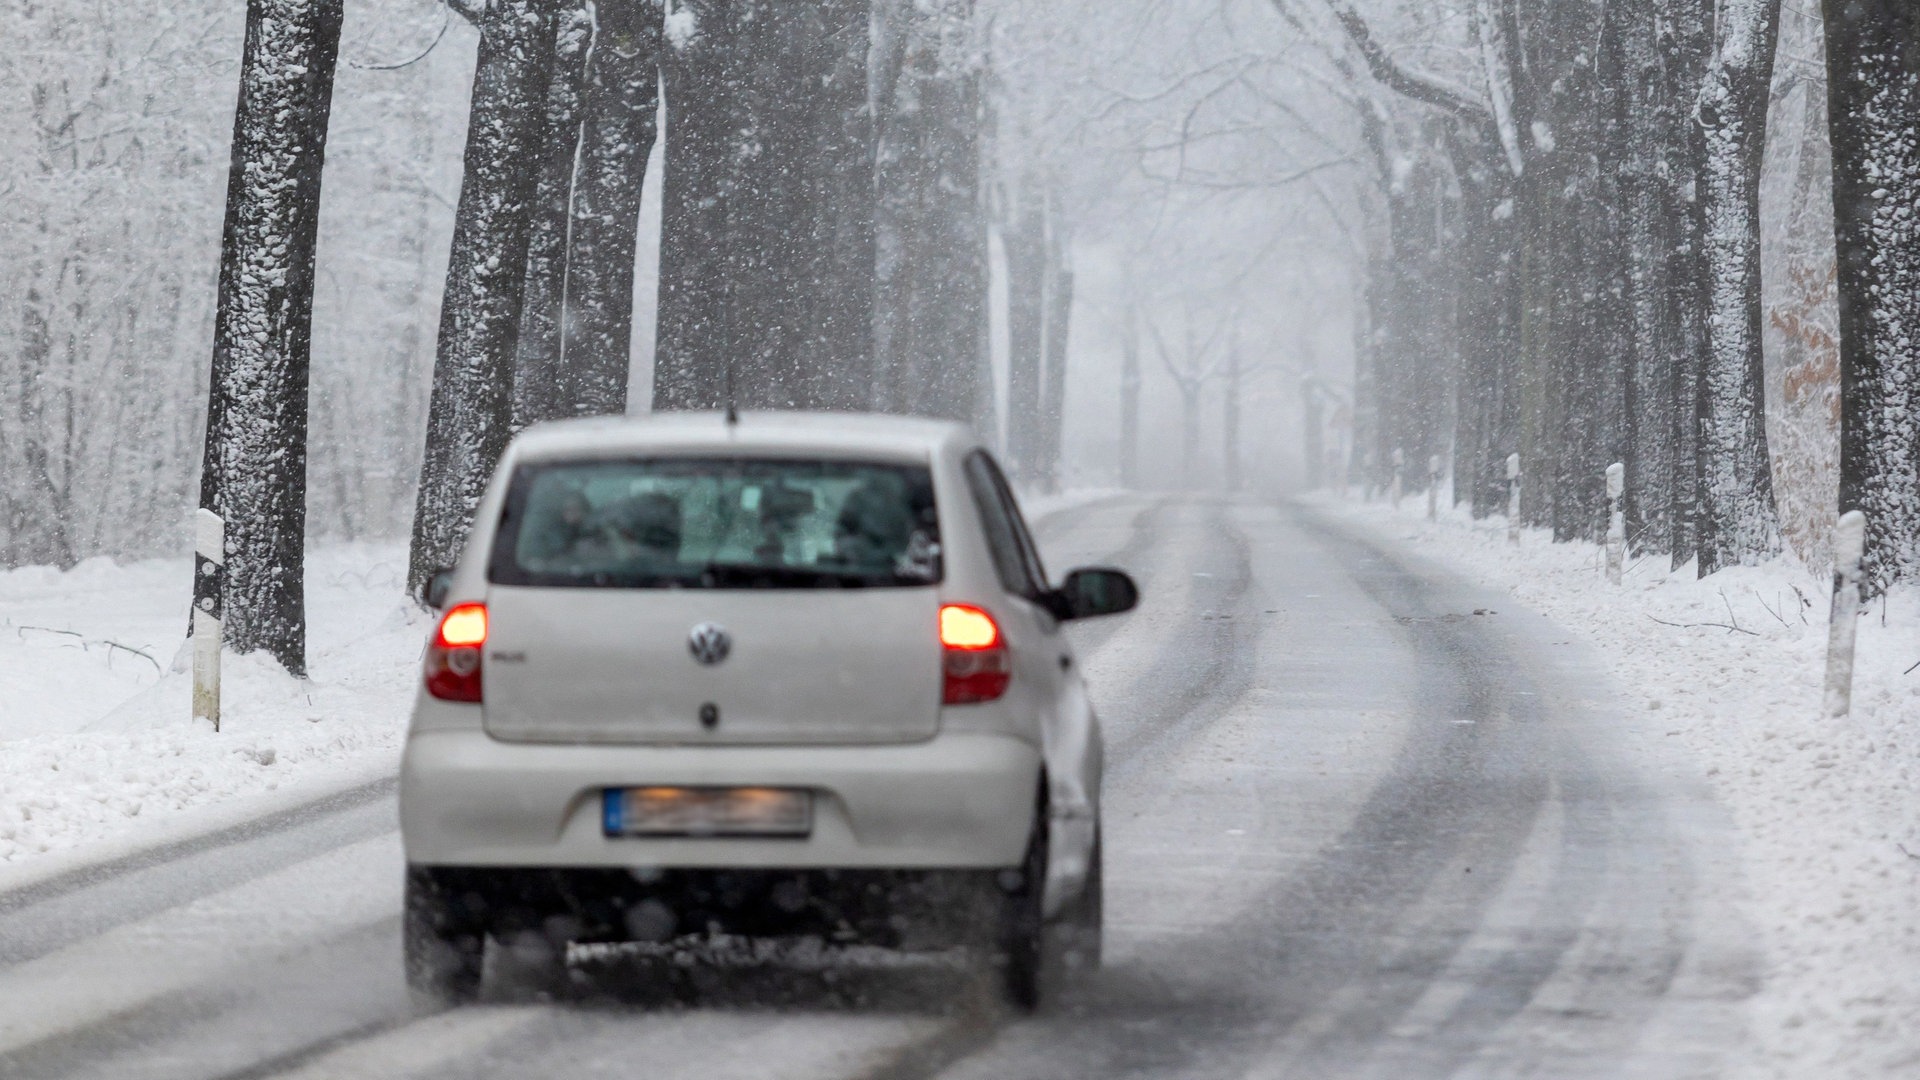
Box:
0 544 424 872
1317 493 1920 1079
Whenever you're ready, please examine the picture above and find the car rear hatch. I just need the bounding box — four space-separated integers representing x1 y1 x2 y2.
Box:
478 455 944 746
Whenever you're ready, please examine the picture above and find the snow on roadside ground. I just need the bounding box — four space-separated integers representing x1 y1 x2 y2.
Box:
1315 493 1920 1078
0 544 425 870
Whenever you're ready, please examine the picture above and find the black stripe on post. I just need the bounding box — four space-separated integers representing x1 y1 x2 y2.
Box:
194 554 225 623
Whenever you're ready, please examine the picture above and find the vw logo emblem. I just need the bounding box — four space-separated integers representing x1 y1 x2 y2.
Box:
688 622 732 666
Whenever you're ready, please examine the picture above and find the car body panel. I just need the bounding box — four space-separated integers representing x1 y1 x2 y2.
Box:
400 728 1040 868
482 586 943 745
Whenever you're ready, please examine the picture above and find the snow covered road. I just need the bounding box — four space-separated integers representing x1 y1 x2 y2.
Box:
0 495 1761 1078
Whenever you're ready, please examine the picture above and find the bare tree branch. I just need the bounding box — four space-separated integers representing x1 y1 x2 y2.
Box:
444 0 485 26
1316 0 1493 128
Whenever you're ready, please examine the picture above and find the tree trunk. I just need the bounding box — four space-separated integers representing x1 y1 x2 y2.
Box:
510 2 593 431
1825 0 1920 591
1179 382 1201 486
873 0 989 424
7 276 74 570
791 0 875 411
1444 124 1516 518
1001 181 1047 481
655 0 875 412
562 0 664 418
1695 0 1784 573
408 0 560 596
653 0 737 410
1036 211 1073 491
1223 342 1241 493
1351 260 1382 495
201 0 344 674
1301 380 1326 490
1119 305 1141 488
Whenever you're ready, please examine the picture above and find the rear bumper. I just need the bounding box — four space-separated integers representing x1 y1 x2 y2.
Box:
400 729 1040 870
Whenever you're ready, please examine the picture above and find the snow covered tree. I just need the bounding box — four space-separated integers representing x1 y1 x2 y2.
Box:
1612 0 1711 562
999 179 1048 478
1323 0 1792 573
200 0 345 675
1824 0 1920 592
408 0 560 595
1695 0 1785 572
654 0 878 412
508 0 663 426
562 0 665 417
873 0 992 427
510 1 594 431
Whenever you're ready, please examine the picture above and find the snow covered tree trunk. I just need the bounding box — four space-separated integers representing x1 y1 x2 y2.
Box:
1301 381 1326 490
1446 123 1517 518
510 2 593 431
655 0 878 412
1374 134 1457 511
1824 0 1920 591
200 0 344 675
1664 3 1713 570
1605 0 1712 564
1694 0 1784 574
653 0 736 410
1178 380 1201 486
1350 260 1382 495
1222 342 1241 494
873 0 989 425
1001 180 1046 480
1119 306 1140 488
8 277 74 570
1616 0 1681 556
791 0 876 411
408 0 560 596
562 0 664 418
1036 212 1073 491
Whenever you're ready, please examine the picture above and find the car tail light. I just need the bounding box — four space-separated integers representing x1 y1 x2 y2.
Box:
941 604 1010 704
425 602 486 702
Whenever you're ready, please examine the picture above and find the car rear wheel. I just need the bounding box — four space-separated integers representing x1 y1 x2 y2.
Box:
404 866 485 1007
997 795 1049 1012
1052 828 1103 973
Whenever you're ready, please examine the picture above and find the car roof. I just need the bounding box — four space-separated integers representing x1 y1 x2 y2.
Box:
507 411 979 463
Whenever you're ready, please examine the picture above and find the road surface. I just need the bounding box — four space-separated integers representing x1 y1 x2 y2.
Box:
0 495 1761 1079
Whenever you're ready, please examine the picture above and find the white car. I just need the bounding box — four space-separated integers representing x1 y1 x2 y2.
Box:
399 412 1137 1008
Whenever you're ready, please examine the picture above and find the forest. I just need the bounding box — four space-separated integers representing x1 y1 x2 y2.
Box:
0 0 1914 676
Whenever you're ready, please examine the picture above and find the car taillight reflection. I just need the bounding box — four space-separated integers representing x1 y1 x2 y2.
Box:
425 602 486 702
940 604 1010 704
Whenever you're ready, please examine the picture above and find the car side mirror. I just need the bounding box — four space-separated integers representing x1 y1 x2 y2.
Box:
1052 567 1139 621
422 568 455 611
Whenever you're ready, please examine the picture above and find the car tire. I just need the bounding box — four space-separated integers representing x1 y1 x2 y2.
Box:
997 794 1049 1012
404 866 485 1007
1052 828 1103 973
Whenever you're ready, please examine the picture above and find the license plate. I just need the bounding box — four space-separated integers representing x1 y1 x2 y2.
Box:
603 786 813 838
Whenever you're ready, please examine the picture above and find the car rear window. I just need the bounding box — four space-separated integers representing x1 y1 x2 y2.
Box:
488 458 941 589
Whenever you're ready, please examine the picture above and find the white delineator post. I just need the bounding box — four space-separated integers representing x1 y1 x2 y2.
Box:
1427 455 1441 522
1506 454 1522 546
1605 462 1625 585
1391 448 1405 509
1824 510 1867 719
193 508 224 733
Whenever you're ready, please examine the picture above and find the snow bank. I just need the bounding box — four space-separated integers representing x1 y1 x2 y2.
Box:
0 544 425 871
1316 493 1920 1079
